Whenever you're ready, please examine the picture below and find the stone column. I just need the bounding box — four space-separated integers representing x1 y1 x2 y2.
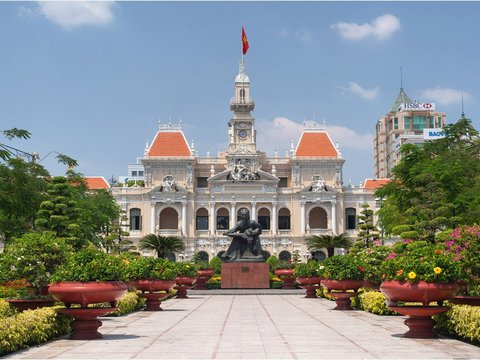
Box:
230 197 236 228
251 196 257 221
150 201 156 234
300 198 306 236
272 201 277 234
209 198 215 236
181 199 187 236
331 200 337 235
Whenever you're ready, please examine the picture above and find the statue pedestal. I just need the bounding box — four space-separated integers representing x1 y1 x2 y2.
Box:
221 262 269 289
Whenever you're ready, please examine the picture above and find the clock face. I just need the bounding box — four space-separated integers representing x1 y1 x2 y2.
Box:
238 130 248 139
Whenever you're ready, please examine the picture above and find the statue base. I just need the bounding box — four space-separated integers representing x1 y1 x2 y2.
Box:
221 262 269 289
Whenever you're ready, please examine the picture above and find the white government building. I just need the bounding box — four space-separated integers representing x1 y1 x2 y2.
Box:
111 58 386 262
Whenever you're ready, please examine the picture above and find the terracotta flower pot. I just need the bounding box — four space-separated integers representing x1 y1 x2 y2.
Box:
275 269 296 289
195 270 214 290
296 276 322 298
321 279 365 310
48 281 127 308
175 276 197 299
134 279 176 311
380 280 458 306
6 298 55 312
380 280 459 338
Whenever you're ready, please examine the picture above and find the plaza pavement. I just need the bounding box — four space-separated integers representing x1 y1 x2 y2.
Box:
6 290 480 360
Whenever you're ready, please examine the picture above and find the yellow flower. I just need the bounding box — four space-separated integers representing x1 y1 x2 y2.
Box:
434 267 442 275
408 271 417 280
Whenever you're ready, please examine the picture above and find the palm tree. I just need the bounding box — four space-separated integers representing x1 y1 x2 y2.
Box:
306 233 351 258
139 234 186 259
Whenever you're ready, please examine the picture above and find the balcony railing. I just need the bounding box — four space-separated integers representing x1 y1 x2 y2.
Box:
306 228 332 236
157 229 181 236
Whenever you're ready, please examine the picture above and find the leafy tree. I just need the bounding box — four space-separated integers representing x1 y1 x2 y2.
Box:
306 233 351 258
139 234 186 259
356 203 379 248
376 117 480 242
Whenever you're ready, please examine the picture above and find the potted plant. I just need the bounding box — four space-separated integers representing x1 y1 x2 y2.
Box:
206 276 221 289
320 254 366 310
0 232 71 311
48 247 128 340
194 261 214 290
274 260 296 289
379 240 462 338
294 261 323 298
124 256 178 311
349 245 391 290
270 276 284 289
175 262 198 298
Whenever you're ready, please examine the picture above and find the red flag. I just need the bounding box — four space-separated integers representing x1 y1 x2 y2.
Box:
242 26 249 55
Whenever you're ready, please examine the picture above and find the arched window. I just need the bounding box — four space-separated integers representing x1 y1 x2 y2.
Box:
263 250 271 259
309 207 328 229
258 208 270 230
278 208 291 230
279 250 291 261
237 207 249 221
345 208 357 230
196 251 209 262
196 208 209 230
240 89 246 102
159 207 178 229
129 208 141 231
217 251 226 258
216 208 229 230
311 250 326 262
166 253 176 262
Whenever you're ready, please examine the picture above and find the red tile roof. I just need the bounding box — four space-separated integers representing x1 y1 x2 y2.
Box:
363 178 391 190
85 177 110 190
147 131 191 157
295 131 339 157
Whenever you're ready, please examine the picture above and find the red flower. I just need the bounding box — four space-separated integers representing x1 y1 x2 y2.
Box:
359 266 365 272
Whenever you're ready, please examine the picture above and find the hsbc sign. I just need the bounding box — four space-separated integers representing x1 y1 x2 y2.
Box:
398 101 436 111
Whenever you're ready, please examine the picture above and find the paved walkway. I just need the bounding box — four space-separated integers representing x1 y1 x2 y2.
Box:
7 293 480 359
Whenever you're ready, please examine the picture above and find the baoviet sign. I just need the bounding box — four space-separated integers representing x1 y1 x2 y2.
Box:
423 128 445 140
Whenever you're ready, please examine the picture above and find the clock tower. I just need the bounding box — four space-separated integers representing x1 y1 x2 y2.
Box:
228 58 257 154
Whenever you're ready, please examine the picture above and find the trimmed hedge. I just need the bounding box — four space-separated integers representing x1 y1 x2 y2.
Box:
435 304 480 344
111 291 145 315
0 299 16 318
0 306 71 356
354 290 397 315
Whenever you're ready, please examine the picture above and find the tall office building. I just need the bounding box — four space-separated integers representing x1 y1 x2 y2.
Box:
374 87 447 178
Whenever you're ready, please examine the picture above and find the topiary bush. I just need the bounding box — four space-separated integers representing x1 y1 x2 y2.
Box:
209 256 222 275
0 307 71 356
112 291 145 315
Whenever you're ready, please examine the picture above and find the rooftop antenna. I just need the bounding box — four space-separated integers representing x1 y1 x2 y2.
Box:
461 92 465 118
400 65 403 89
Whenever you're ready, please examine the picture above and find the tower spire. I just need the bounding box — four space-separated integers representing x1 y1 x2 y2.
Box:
461 92 465 118
400 65 403 89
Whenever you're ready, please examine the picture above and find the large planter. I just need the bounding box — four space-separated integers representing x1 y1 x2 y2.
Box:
134 279 176 311
195 269 214 290
48 281 127 340
380 280 459 307
321 279 365 310
175 276 197 299
275 269 296 289
6 298 55 312
380 280 459 338
296 276 322 298
450 295 480 306
48 281 127 308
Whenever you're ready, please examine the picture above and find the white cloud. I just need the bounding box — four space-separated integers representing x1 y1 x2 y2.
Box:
37 1 115 29
340 82 379 101
295 29 312 43
332 14 400 41
278 27 312 43
420 87 472 106
256 117 373 155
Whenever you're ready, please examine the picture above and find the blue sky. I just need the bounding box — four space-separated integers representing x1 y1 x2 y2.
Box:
2 1 479 185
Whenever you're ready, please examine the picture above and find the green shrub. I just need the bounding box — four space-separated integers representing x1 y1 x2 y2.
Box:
0 307 71 356
209 256 222 275
113 291 145 315
0 299 17 318
435 304 480 344
266 255 279 272
356 290 397 315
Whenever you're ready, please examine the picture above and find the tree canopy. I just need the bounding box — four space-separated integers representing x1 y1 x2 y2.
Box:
376 117 480 242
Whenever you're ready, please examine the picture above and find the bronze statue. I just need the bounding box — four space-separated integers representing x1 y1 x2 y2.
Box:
221 208 265 262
